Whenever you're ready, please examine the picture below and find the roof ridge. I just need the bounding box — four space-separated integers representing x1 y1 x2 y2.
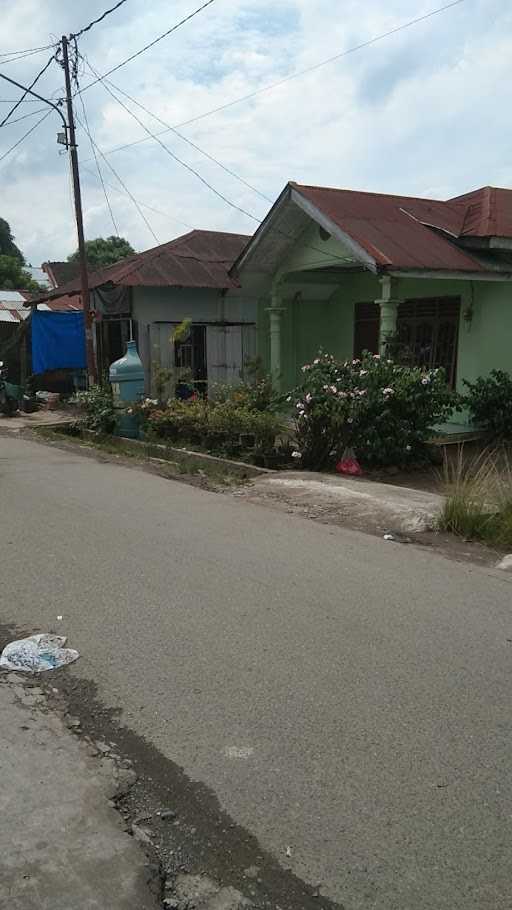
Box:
291 181 444 205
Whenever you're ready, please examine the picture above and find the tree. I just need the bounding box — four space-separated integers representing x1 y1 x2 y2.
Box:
0 217 23 262
0 254 42 292
0 217 43 291
67 235 135 270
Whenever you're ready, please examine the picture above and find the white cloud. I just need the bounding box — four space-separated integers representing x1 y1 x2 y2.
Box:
0 0 510 264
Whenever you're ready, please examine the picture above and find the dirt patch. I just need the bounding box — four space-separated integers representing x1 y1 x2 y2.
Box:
0 622 342 910
235 478 500 570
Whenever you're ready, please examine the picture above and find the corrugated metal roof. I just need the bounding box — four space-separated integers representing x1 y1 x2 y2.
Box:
35 231 250 304
450 186 512 238
0 289 26 305
0 303 30 322
42 261 82 288
291 184 489 272
45 293 83 312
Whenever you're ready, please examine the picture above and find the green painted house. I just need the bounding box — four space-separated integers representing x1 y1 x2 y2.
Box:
232 183 512 430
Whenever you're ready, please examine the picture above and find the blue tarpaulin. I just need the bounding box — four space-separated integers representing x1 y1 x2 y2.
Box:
31 310 86 374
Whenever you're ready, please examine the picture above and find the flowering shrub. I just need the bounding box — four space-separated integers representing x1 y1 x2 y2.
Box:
463 370 512 441
72 385 116 435
289 352 455 469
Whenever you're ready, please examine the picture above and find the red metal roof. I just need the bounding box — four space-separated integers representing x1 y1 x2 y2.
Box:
44 294 83 311
42 261 82 288
35 230 250 303
291 184 493 272
450 186 512 238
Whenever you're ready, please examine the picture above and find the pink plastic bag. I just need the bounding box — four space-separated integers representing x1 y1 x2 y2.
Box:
336 448 363 476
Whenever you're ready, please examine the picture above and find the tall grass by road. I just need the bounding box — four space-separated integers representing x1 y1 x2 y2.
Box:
439 447 512 549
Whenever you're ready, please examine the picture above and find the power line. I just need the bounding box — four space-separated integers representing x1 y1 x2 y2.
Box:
0 106 48 125
70 0 129 40
0 108 52 164
0 43 56 59
81 163 194 230
86 59 261 226
102 77 273 204
74 107 160 244
0 53 57 128
0 45 57 65
178 0 467 129
85 62 356 267
76 93 120 235
87 0 466 158
77 0 216 96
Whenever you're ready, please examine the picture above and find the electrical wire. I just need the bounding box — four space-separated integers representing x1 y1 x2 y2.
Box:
0 108 52 164
85 0 466 155
84 62 355 267
102 77 273 204
74 110 160 244
87 60 262 226
0 53 57 127
70 0 129 40
76 92 120 235
0 107 48 124
81 163 194 230
0 43 56 59
0 45 58 65
77 0 216 95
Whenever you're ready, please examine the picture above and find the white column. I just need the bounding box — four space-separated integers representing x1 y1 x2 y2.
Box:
266 282 285 390
375 276 402 355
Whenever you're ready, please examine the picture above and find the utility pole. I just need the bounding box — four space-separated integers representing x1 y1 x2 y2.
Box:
61 35 97 386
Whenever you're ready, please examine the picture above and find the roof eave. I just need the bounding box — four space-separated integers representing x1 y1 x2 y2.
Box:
388 268 512 282
230 183 292 276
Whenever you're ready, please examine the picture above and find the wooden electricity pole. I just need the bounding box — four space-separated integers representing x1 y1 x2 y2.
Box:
61 35 97 386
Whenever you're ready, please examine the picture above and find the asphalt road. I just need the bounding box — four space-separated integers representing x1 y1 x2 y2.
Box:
1 434 512 909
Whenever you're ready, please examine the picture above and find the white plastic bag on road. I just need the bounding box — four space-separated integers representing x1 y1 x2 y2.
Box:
0 634 79 673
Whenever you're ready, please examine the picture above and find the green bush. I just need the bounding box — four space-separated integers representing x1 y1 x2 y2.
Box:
463 370 512 441
73 385 116 434
144 400 207 442
143 397 281 458
290 351 455 470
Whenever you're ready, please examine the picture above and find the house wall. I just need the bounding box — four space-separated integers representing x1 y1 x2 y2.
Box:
257 269 512 395
131 286 257 392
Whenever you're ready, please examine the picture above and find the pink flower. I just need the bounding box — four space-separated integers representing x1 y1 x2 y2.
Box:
352 359 361 366
373 354 381 360
329 385 337 394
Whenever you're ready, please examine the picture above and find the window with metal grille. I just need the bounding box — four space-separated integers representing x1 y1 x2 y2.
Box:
397 297 460 387
354 297 460 386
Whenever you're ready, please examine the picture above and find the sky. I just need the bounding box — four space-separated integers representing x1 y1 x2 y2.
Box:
0 0 509 265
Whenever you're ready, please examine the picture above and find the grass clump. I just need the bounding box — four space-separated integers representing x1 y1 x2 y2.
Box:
439 447 512 548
